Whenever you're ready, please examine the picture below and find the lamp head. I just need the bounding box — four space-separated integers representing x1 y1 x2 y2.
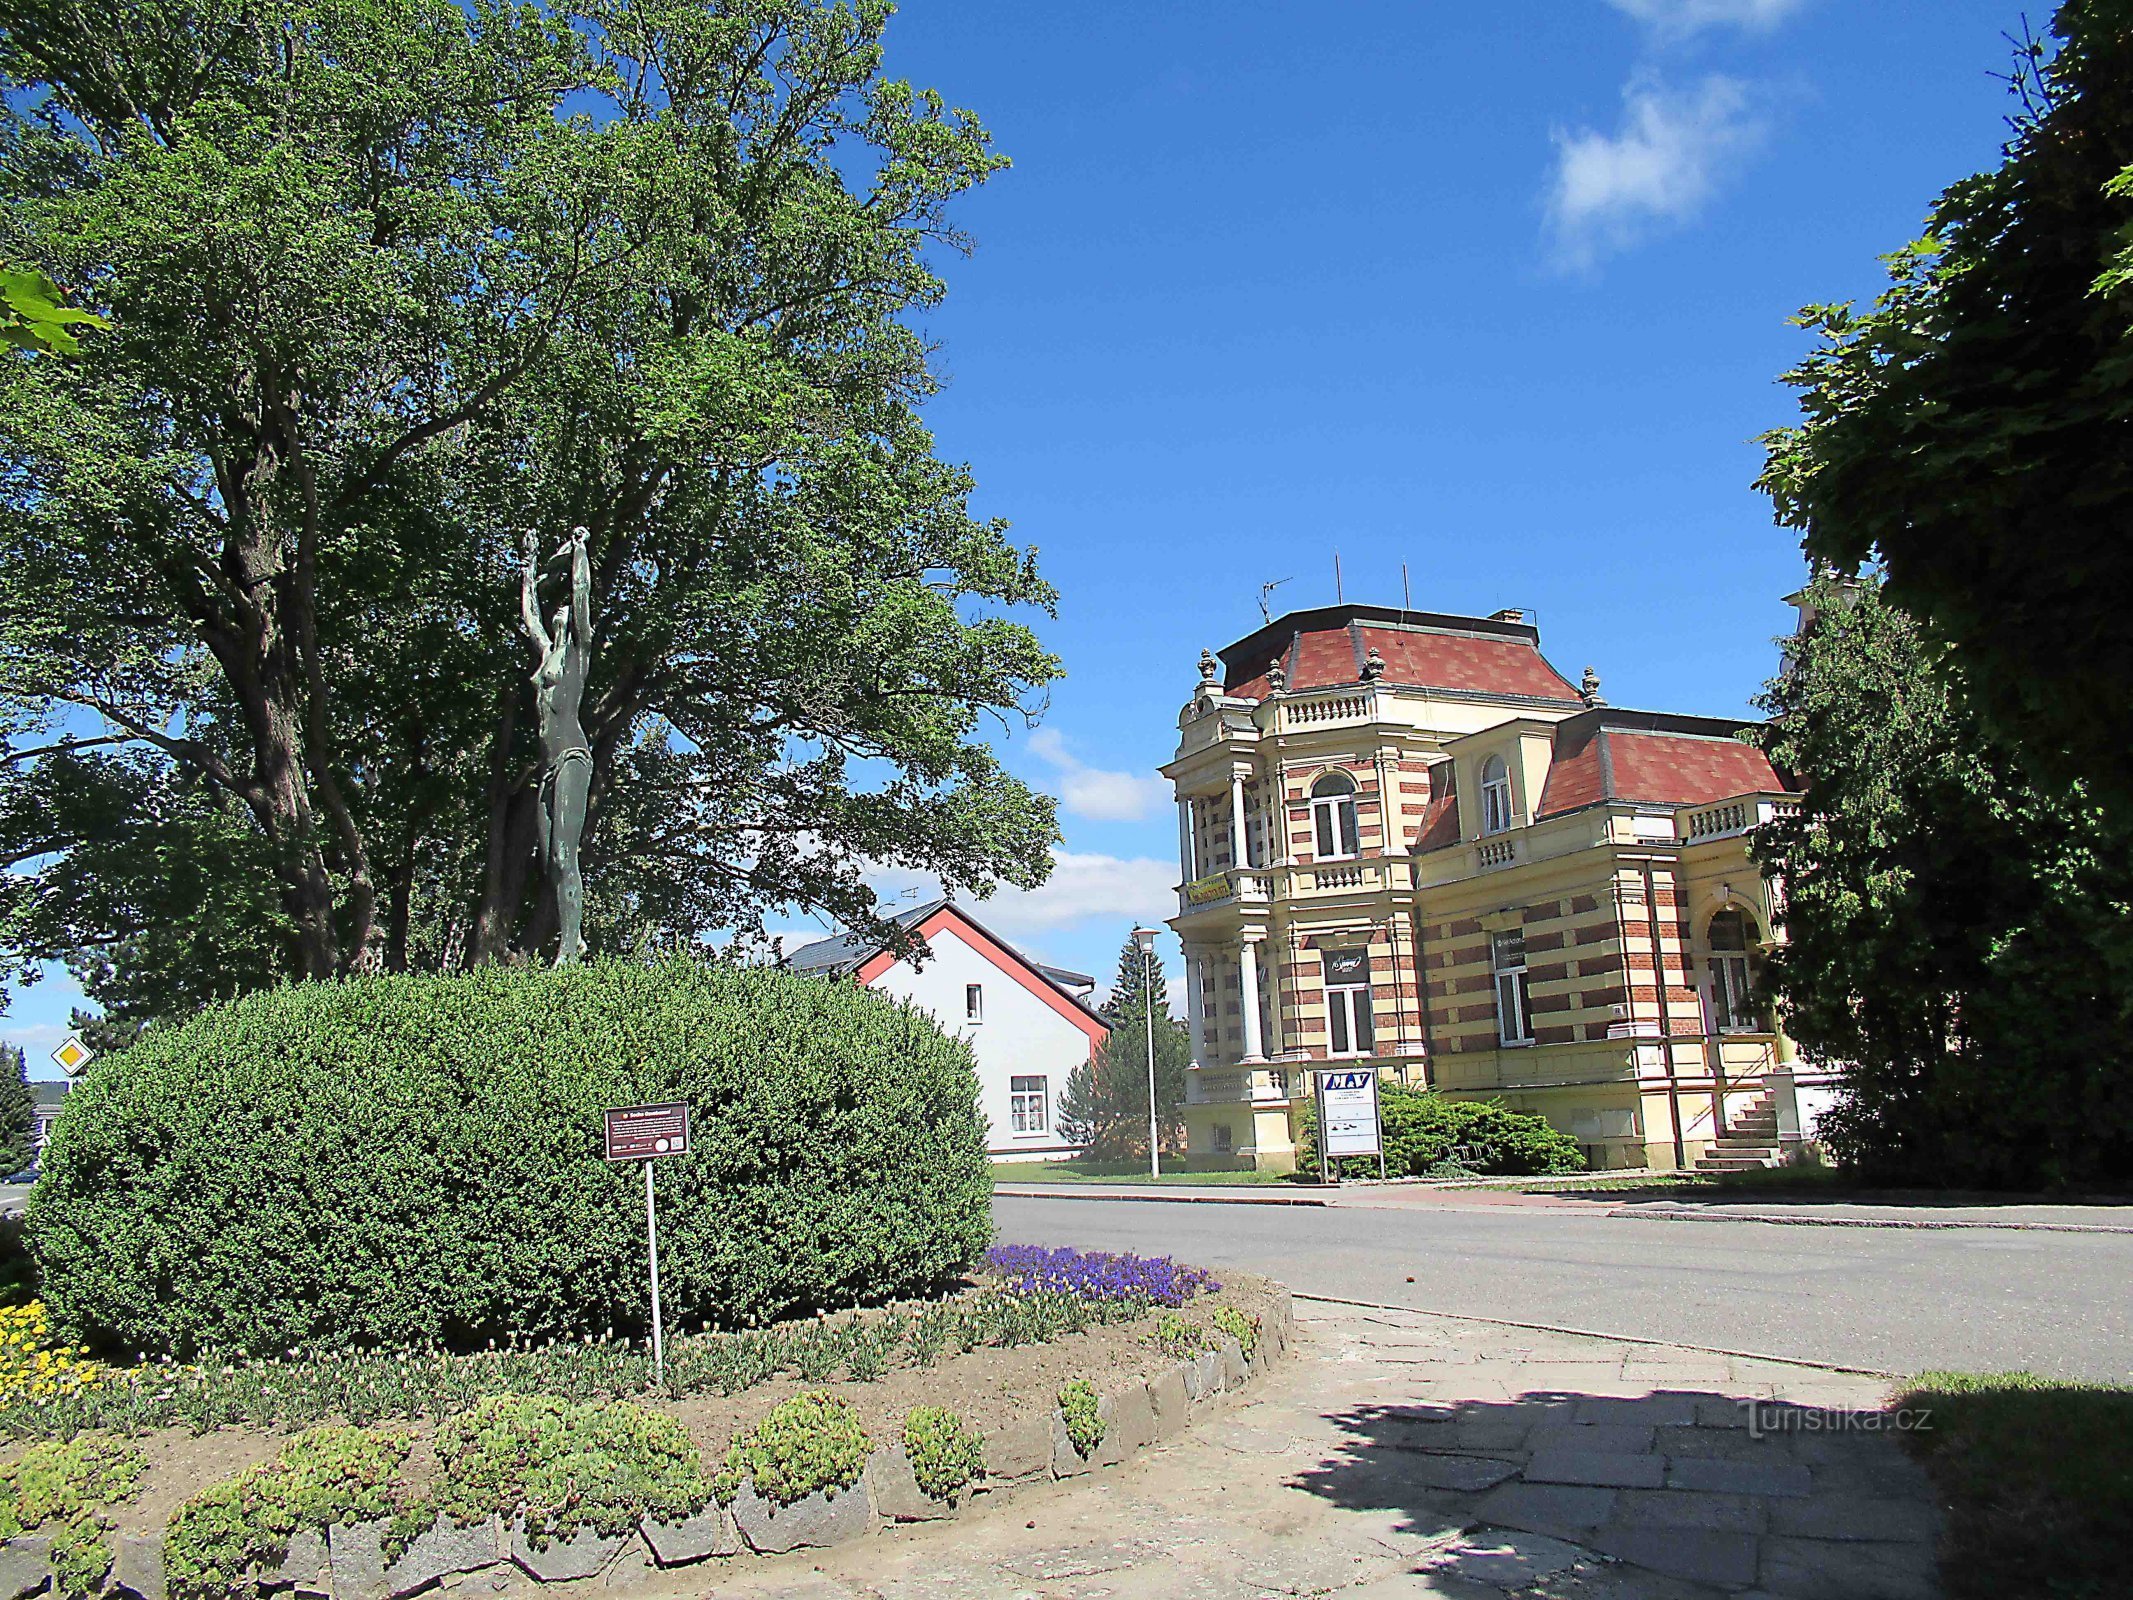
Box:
1131 925 1159 955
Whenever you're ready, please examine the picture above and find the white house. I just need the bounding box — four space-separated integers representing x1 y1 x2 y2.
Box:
783 898 1108 1162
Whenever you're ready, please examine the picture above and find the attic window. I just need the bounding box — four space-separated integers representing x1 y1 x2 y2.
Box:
966 983 983 1023
1480 755 1515 836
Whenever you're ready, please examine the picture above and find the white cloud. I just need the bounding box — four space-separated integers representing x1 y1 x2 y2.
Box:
1547 74 1763 268
966 850 1177 935
1025 728 1169 824
1606 0 1806 39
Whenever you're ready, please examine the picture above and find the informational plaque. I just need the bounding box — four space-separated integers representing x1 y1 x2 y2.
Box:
1316 1068 1383 1158
604 1101 690 1161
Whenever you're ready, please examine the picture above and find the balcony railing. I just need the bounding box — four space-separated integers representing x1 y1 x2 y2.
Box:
1281 691 1373 731
1174 867 1274 917
1476 836 1517 869
1680 792 1803 844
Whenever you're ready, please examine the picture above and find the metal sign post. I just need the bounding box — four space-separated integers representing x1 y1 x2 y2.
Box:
604 1102 690 1385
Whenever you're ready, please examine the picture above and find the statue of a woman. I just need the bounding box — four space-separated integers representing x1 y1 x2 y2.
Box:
520 526 593 966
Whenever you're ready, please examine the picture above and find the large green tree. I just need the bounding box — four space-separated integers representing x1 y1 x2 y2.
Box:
0 1044 32 1178
0 0 1059 1027
1057 933 1189 1163
1752 575 2133 1190
1758 2 2133 814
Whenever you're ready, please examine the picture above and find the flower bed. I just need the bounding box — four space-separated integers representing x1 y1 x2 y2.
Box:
0 1254 1291 1599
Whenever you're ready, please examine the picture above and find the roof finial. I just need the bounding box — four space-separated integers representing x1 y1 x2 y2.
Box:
1198 648 1219 684
1361 646 1386 682
1267 659 1287 696
1580 665 1605 707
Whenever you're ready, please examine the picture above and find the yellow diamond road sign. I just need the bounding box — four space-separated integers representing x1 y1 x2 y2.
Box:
51 1035 93 1076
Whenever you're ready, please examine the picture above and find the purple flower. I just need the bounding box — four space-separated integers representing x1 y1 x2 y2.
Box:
984 1245 1220 1306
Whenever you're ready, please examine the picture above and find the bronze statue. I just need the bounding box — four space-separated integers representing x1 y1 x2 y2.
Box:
521 526 593 966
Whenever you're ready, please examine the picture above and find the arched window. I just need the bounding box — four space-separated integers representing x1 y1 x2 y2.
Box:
1310 771 1360 859
1707 907 1762 1032
1480 754 1515 835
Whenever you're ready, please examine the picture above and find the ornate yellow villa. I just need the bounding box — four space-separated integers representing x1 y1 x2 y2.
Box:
1162 602 1823 1174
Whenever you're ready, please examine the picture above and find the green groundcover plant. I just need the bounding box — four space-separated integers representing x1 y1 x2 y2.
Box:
1298 1086 1585 1180
28 960 993 1357
715 1391 868 1507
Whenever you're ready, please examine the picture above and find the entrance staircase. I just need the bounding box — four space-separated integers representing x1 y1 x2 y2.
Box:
1695 1091 1784 1172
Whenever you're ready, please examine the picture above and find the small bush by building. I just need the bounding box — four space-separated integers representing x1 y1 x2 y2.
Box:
28 959 994 1358
1299 1086 1586 1179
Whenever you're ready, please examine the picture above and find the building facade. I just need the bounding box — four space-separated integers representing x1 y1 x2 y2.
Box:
784 898 1108 1163
1163 603 1822 1173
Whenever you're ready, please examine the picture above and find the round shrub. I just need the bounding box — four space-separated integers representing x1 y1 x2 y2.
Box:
1299 1086 1587 1179
28 959 994 1357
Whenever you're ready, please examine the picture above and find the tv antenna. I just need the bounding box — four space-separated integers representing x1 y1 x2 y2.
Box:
1258 577 1293 623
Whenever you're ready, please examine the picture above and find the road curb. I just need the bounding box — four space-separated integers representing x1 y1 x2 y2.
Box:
1606 1205 2133 1235
1288 1291 1902 1380
993 1185 1330 1207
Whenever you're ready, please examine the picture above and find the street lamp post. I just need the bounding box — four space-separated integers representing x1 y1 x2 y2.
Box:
1132 925 1161 1180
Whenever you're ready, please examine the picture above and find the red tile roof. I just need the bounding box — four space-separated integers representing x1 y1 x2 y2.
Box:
1535 711 1792 820
1217 605 1582 704
1411 786 1461 853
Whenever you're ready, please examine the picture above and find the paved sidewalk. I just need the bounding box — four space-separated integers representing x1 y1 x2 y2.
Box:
636 1303 1943 1599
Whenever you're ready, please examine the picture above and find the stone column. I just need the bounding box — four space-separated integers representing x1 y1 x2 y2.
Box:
1184 946 1208 1070
1238 935 1265 1062
1177 795 1197 882
1229 772 1250 869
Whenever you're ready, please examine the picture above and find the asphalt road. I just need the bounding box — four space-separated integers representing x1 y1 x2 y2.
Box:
994 1194 2133 1382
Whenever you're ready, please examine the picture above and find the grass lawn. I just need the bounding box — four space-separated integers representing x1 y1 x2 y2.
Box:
990 1161 1292 1185
1895 1370 2133 1600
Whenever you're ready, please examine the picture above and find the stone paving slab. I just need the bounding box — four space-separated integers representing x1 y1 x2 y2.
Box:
583 1304 1943 1600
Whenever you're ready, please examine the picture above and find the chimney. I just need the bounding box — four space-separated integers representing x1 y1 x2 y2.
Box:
1489 607 1526 625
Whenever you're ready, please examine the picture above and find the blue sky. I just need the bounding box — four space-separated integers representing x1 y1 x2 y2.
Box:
1 0 2028 1066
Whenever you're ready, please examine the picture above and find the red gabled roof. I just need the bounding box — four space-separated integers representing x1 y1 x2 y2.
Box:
848 901 1111 1049
1411 786 1462 854
1535 710 1792 820
1217 604 1583 705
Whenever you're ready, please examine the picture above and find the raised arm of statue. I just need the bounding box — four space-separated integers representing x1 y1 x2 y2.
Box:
519 530 552 656
569 525 591 648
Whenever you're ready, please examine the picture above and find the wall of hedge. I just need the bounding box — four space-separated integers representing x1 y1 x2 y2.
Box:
27 959 993 1358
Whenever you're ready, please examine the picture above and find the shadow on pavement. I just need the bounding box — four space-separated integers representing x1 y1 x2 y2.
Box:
1287 1387 1944 1598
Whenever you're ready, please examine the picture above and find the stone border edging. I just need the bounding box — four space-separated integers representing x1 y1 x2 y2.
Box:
61 1286 1296 1600
1289 1291 1898 1379
992 1186 1329 1206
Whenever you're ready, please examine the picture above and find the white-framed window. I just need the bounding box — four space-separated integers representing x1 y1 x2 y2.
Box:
1492 928 1533 1046
1480 754 1515 836
1310 771 1361 859
1322 948 1376 1058
1707 908 1761 1032
1009 1075 1048 1133
965 983 983 1023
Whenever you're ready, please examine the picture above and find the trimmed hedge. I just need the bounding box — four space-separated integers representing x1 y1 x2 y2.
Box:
28 960 993 1358
1298 1086 1587 1179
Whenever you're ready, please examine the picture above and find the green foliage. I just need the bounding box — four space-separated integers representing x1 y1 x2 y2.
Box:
1153 1311 1205 1357
164 1426 408 1600
0 0 1057 1012
0 1288 1158 1441
0 1437 142 1546
1057 933 1189 1160
411 1394 708 1553
901 1405 984 1502
28 960 994 1357
1057 1378 1103 1459
1210 1307 1259 1362
715 1392 868 1507
1757 5 2133 816
1297 1086 1585 1179
1752 575 2133 1190
0 265 106 357
0 1044 31 1177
